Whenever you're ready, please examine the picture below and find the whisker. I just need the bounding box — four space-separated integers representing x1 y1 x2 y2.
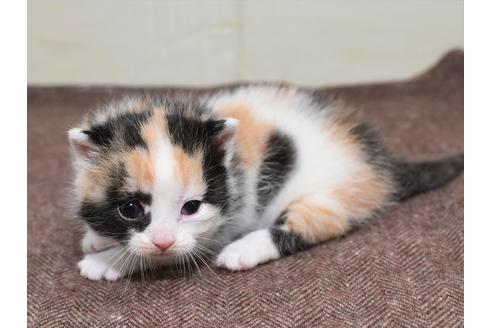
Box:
194 243 218 256
107 246 129 268
189 253 202 277
123 254 137 293
193 250 217 277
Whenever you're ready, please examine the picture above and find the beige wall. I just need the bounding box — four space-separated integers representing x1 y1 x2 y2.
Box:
28 0 463 86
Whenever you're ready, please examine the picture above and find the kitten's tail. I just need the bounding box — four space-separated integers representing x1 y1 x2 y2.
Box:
391 154 464 201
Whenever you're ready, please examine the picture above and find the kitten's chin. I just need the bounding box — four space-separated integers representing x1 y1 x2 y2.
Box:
148 252 179 264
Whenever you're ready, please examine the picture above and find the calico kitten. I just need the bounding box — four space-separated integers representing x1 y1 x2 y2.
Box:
68 86 463 281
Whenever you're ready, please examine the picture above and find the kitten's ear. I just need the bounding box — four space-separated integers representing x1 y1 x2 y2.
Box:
207 118 239 147
68 128 99 160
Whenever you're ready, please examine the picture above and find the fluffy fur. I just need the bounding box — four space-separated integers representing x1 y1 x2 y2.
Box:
68 86 463 280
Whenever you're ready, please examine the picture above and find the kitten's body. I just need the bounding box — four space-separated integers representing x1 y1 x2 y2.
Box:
69 86 463 281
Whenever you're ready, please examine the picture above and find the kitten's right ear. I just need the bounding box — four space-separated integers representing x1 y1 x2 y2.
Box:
68 128 98 160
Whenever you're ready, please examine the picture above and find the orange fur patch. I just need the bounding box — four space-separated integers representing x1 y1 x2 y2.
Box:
286 198 350 244
127 149 155 192
80 170 107 201
215 104 273 170
327 110 362 154
82 149 156 200
140 110 167 150
172 147 204 191
332 170 392 220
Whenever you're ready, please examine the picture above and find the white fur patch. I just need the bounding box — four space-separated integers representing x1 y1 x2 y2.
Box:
77 248 126 281
216 229 280 271
146 134 180 232
81 228 116 254
77 246 150 281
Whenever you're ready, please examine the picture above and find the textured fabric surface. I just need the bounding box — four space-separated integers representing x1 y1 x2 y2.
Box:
27 51 464 327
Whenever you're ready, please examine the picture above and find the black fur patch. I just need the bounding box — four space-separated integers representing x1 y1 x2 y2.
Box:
270 226 309 256
349 123 387 166
206 119 227 138
392 154 464 201
256 132 296 215
79 163 152 241
202 142 229 214
274 210 288 225
134 191 152 206
166 114 210 154
84 125 114 148
119 111 152 149
310 89 335 108
86 111 151 150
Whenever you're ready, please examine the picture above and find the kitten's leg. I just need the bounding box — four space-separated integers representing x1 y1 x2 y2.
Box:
216 196 351 271
78 246 144 281
81 226 117 254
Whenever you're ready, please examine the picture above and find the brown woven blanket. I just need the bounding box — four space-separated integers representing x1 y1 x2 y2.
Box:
27 50 464 327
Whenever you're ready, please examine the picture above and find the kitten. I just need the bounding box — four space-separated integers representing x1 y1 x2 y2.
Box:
68 86 463 281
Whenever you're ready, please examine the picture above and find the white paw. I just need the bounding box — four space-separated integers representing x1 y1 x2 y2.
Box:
81 229 116 254
216 230 280 271
216 242 259 271
77 253 123 281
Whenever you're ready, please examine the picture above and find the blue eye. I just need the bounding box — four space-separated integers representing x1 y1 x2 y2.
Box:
181 200 202 215
118 200 145 220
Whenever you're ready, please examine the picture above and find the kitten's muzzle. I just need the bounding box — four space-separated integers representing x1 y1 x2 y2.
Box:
152 234 175 252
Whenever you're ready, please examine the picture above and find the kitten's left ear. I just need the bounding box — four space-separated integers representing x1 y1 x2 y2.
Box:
207 118 239 147
68 128 99 160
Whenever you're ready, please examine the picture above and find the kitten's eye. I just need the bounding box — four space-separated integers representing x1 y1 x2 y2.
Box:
118 200 145 220
181 200 202 215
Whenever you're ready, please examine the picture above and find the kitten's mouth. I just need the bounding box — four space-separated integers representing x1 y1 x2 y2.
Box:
150 251 171 257
149 251 175 261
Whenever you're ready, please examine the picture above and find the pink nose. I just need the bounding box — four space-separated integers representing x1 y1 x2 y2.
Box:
152 239 175 252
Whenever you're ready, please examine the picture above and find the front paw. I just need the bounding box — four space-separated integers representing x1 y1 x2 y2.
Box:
77 253 123 281
216 244 258 271
216 230 281 271
81 229 115 254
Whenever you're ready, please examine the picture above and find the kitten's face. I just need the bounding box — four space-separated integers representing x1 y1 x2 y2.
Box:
69 104 237 264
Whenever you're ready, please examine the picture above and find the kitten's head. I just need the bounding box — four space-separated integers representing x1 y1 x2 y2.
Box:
68 97 237 263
